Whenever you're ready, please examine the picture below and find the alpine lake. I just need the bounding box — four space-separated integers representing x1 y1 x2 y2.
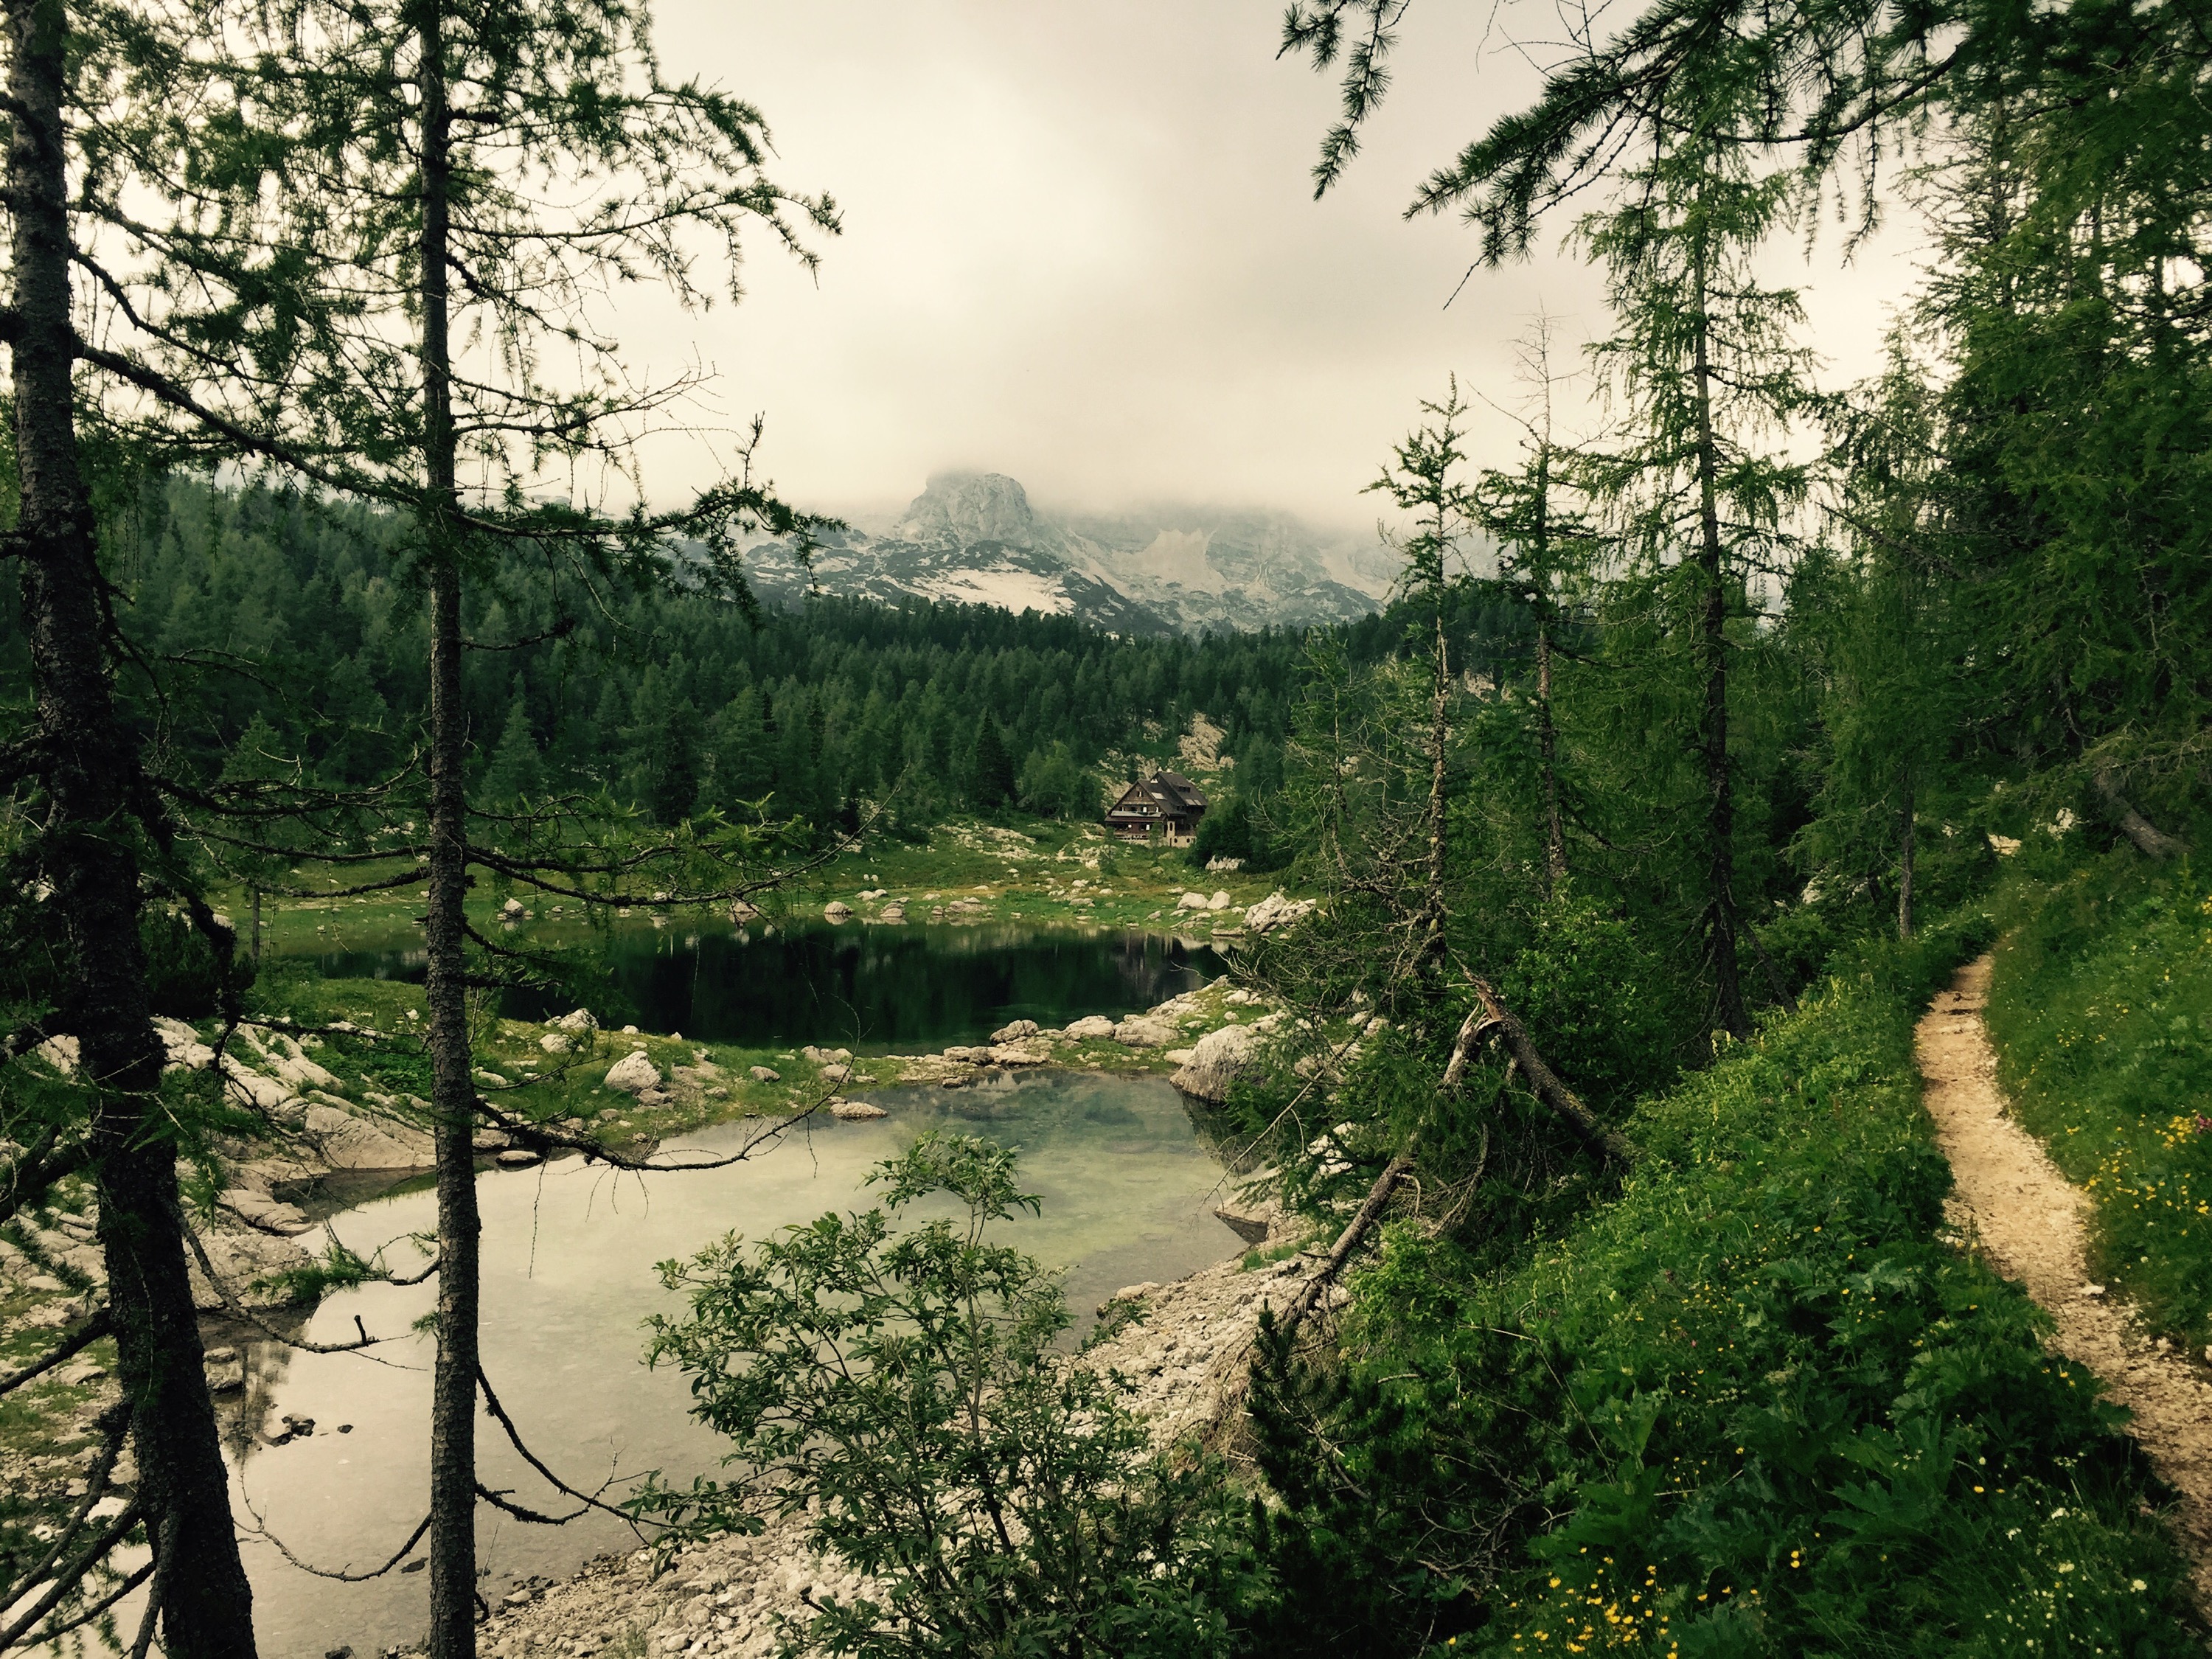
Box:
215 919 1246 1658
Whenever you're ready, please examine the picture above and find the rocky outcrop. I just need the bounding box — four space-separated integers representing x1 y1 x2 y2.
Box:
1169 1023 1262 1102
1243 892 1317 935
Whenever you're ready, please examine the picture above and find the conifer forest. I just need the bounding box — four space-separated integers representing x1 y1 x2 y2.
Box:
3 2 2212 1657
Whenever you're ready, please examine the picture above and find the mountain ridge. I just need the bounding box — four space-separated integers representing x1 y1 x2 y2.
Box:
737 471 1398 635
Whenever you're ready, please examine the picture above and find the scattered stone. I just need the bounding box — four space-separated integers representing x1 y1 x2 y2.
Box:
990 1019 1041 1043
605 1051 661 1094
941 1046 994 1064
1208 891 1231 911
821 1062 852 1085
830 1099 889 1121
987 1042 1051 1066
749 1066 781 1083
1062 1015 1117 1041
473 1129 511 1152
539 1032 571 1054
1176 891 1209 911
501 897 525 918
823 901 853 923
495 1149 542 1168
880 904 907 922
801 1045 853 1064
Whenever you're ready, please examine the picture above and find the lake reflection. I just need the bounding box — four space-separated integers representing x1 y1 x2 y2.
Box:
308 922 1222 1053
217 1071 1240 1659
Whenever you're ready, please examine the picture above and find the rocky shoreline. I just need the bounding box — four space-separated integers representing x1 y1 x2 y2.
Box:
0 928 1308 1643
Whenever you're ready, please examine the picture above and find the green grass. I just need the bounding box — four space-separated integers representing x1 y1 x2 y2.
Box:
1986 849 2212 1347
223 816 1287 959
1291 919 2195 1655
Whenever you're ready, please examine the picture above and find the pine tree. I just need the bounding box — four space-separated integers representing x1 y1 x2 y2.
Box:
1577 143 1816 1040
484 692 544 804
970 714 1016 811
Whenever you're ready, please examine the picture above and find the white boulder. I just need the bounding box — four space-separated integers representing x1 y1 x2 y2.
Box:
990 1019 1041 1043
1063 1015 1117 1040
830 1099 889 1121
1113 1017 1174 1048
1208 891 1232 911
823 901 854 923
1176 891 1209 911
605 1051 662 1094
1170 1023 1262 1102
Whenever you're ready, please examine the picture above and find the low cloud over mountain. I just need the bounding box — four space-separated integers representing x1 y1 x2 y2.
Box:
737 472 1397 635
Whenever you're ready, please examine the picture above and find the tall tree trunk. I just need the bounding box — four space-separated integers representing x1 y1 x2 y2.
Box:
1535 621 1565 893
1689 228 1750 1040
1896 769 1916 942
7 4 258 1652
417 13 482 1657
1531 450 1566 894
1419 600 1450 985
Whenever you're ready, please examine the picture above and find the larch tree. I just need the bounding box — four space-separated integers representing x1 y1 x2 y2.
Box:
1472 318 1599 897
76 2 838 1652
1575 145 1818 1040
0 4 264 1652
1365 376 1478 990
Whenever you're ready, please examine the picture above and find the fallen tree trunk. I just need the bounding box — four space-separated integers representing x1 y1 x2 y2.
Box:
1276 1153 1413 1336
1465 975 1639 1166
2093 768 2189 861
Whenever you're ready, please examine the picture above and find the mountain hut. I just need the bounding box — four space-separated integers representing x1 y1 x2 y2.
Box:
1105 771 1208 845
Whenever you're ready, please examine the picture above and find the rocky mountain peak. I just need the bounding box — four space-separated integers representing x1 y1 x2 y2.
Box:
894 471 1039 549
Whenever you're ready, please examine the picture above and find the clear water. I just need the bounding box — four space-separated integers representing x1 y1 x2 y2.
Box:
307 921 1224 1053
212 1071 1242 1659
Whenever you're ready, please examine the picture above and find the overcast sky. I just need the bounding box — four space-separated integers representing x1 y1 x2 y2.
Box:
625 1 1929 532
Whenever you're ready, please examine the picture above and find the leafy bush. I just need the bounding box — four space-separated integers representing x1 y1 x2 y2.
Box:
1242 919 2193 1656
636 1133 1254 1658
1986 850 2212 1343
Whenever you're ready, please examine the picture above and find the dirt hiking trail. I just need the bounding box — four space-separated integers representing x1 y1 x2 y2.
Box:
1919 954 2212 1600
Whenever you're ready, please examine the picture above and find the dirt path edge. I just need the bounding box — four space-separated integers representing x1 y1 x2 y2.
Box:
1918 953 2212 1599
